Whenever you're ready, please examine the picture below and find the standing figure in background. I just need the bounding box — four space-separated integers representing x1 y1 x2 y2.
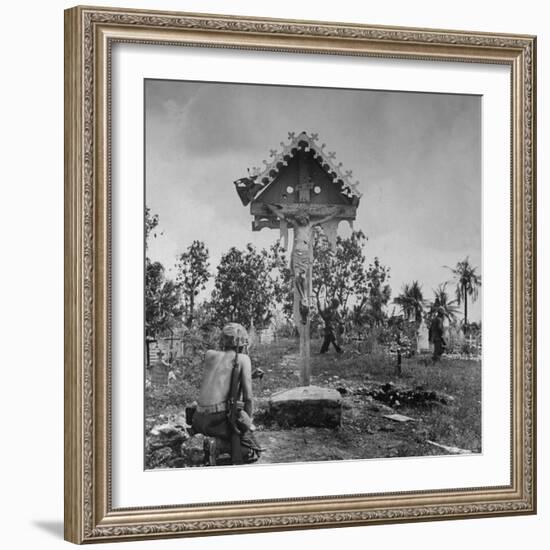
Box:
429 307 446 363
319 298 344 354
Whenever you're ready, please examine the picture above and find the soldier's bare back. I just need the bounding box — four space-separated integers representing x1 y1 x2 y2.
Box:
197 350 252 406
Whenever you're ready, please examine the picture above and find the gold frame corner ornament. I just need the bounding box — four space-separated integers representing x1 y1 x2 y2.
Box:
64 5 536 544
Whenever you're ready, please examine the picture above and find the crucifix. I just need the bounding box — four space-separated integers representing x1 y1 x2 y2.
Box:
234 131 361 386
266 203 344 323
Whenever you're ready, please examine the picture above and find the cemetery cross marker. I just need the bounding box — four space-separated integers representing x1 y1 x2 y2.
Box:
234 131 361 386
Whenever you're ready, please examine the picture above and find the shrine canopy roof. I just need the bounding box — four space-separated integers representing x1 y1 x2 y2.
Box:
234 131 362 207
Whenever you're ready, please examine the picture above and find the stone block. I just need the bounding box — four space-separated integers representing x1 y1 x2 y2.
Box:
268 386 342 428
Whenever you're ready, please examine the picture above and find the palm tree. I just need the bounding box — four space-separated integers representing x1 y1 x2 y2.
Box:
445 257 481 326
429 282 460 322
394 280 425 323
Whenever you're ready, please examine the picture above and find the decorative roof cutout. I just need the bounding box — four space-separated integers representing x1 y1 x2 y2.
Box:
234 131 362 206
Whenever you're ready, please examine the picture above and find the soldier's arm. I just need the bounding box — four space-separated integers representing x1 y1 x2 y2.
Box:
239 355 253 417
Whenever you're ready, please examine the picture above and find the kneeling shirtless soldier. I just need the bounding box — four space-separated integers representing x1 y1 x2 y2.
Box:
192 323 263 465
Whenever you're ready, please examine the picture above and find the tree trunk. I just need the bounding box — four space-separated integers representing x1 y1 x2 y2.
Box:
396 353 402 376
186 294 194 327
463 285 468 326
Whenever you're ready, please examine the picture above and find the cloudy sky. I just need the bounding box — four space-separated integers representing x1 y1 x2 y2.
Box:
145 79 482 321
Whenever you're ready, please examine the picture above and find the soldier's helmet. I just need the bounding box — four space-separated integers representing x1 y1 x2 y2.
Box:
220 323 249 351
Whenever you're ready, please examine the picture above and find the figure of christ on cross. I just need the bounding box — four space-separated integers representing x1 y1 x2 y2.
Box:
267 203 345 324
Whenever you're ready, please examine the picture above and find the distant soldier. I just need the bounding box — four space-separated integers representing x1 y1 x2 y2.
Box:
429 308 446 363
319 298 344 354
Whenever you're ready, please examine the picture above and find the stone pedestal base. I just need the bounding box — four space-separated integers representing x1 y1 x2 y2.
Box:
268 386 342 428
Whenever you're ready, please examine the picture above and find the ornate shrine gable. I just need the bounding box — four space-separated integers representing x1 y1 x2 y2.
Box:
253 151 352 207
234 131 361 214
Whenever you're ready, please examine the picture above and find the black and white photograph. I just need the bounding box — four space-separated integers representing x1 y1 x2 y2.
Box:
144 79 482 469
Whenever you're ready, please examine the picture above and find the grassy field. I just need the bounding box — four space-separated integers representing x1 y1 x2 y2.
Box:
250 338 482 453
145 337 482 466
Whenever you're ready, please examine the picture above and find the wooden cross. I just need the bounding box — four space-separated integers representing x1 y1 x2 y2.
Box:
297 153 315 203
296 177 315 203
235 131 361 387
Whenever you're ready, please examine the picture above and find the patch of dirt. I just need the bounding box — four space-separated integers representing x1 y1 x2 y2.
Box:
246 375 469 465
255 393 438 464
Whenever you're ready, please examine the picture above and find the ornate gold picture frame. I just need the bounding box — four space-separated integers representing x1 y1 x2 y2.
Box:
64 5 536 544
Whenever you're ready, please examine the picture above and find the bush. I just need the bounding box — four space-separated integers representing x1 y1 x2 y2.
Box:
460 341 478 356
181 325 220 355
145 374 200 417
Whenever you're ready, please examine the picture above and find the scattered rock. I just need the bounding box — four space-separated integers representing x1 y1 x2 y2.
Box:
167 457 188 468
149 447 173 468
147 421 190 455
252 368 264 380
426 440 472 455
181 434 206 466
171 414 188 429
383 413 416 423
